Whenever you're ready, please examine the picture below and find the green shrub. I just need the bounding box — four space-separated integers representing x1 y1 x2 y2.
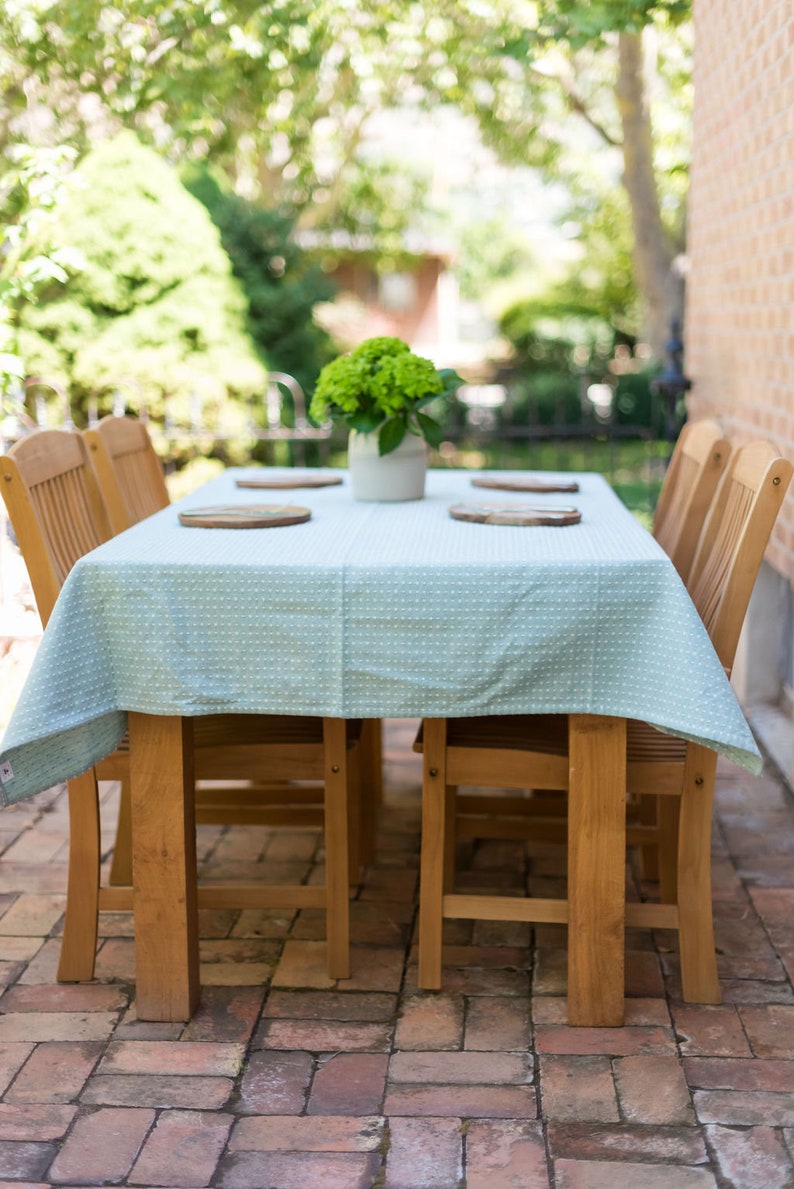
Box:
184 167 337 398
10 132 265 435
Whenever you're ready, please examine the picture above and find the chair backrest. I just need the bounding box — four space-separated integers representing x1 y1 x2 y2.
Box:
653 419 731 581
687 439 793 674
0 429 112 625
83 415 170 534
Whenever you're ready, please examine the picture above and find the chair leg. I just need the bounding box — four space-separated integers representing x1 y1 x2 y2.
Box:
347 746 362 885
108 778 133 886
323 718 350 980
358 719 381 865
677 747 720 1004
443 784 456 894
57 770 101 982
418 718 448 990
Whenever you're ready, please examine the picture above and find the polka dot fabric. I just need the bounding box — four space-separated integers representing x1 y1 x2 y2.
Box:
0 469 760 805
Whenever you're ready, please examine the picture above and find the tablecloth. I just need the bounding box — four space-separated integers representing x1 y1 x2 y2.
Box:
0 467 761 806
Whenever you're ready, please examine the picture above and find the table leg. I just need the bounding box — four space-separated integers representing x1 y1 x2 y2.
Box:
128 712 199 1021
567 714 626 1026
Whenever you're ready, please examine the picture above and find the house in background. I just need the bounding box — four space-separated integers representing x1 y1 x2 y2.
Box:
324 249 455 352
297 230 493 373
686 0 794 780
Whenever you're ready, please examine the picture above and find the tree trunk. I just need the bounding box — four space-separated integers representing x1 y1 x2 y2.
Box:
616 30 683 361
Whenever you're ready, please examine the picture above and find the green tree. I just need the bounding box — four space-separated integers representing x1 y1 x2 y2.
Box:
0 1 691 359
414 0 691 356
0 0 428 249
456 218 536 304
8 132 265 425
184 167 336 396
0 143 80 400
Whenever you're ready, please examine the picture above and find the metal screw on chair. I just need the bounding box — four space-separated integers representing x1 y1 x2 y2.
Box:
774 476 781 485
429 768 438 777
695 776 704 786
331 764 340 773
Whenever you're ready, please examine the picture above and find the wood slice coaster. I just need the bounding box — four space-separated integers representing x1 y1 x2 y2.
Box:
449 502 581 526
178 504 312 528
236 473 343 489
472 475 580 494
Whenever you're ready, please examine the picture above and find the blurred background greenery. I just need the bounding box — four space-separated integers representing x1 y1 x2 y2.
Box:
0 1 692 512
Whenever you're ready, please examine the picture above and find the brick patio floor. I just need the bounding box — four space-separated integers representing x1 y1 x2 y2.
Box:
0 720 792 1187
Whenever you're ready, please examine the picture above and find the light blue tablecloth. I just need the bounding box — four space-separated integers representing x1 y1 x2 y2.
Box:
0 468 761 805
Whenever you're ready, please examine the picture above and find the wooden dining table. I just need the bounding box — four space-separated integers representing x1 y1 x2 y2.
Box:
0 467 761 1024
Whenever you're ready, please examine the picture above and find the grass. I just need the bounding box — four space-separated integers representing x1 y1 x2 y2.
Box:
210 433 668 525
429 435 668 525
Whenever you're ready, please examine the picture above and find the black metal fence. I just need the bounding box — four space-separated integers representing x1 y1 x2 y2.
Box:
1 370 678 520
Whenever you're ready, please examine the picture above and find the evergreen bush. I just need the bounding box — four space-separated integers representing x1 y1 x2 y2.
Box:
10 132 265 434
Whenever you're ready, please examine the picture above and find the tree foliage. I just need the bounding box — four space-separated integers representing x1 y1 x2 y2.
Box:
0 0 693 373
407 0 691 354
9 132 265 423
0 1 428 244
184 166 337 396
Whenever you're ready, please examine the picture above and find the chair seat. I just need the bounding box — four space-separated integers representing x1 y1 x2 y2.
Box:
193 714 362 748
415 714 687 766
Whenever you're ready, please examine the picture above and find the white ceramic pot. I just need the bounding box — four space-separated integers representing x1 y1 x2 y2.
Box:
348 429 428 501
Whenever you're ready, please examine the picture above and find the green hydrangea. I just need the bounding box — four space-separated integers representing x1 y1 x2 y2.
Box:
309 335 460 456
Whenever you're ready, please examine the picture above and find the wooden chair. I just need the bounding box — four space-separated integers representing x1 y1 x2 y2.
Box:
83 414 380 874
653 418 730 582
1 428 360 983
415 440 792 1004
629 419 731 873
83 414 170 533
450 419 733 874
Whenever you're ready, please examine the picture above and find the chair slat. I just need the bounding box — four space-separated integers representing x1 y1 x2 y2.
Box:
653 419 730 581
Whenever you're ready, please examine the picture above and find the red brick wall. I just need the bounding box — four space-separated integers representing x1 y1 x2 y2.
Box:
325 258 443 349
686 0 794 580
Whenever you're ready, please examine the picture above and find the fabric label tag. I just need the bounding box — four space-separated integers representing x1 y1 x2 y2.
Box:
0 761 14 784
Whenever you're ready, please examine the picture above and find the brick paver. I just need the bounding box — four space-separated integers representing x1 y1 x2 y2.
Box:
384 1116 462 1188
539 1055 619 1123
466 996 531 1051
693 1089 794 1126
258 1017 393 1051
228 1114 384 1152
0 1012 118 1043
99 1039 244 1077
671 1003 753 1057
389 1050 531 1085
384 1083 538 1119
5 1041 102 1103
554 1159 718 1187
128 1108 233 1187
465 1118 549 1188
0 1045 34 1096
705 1123 794 1189
739 1004 794 1058
216 1149 382 1187
394 993 464 1050
81 1073 234 1109
236 1050 313 1114
0 1103 75 1141
308 1052 389 1114
535 1024 676 1056
48 1107 154 1183
613 1055 695 1124
0 718 793 1186
547 1122 708 1165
